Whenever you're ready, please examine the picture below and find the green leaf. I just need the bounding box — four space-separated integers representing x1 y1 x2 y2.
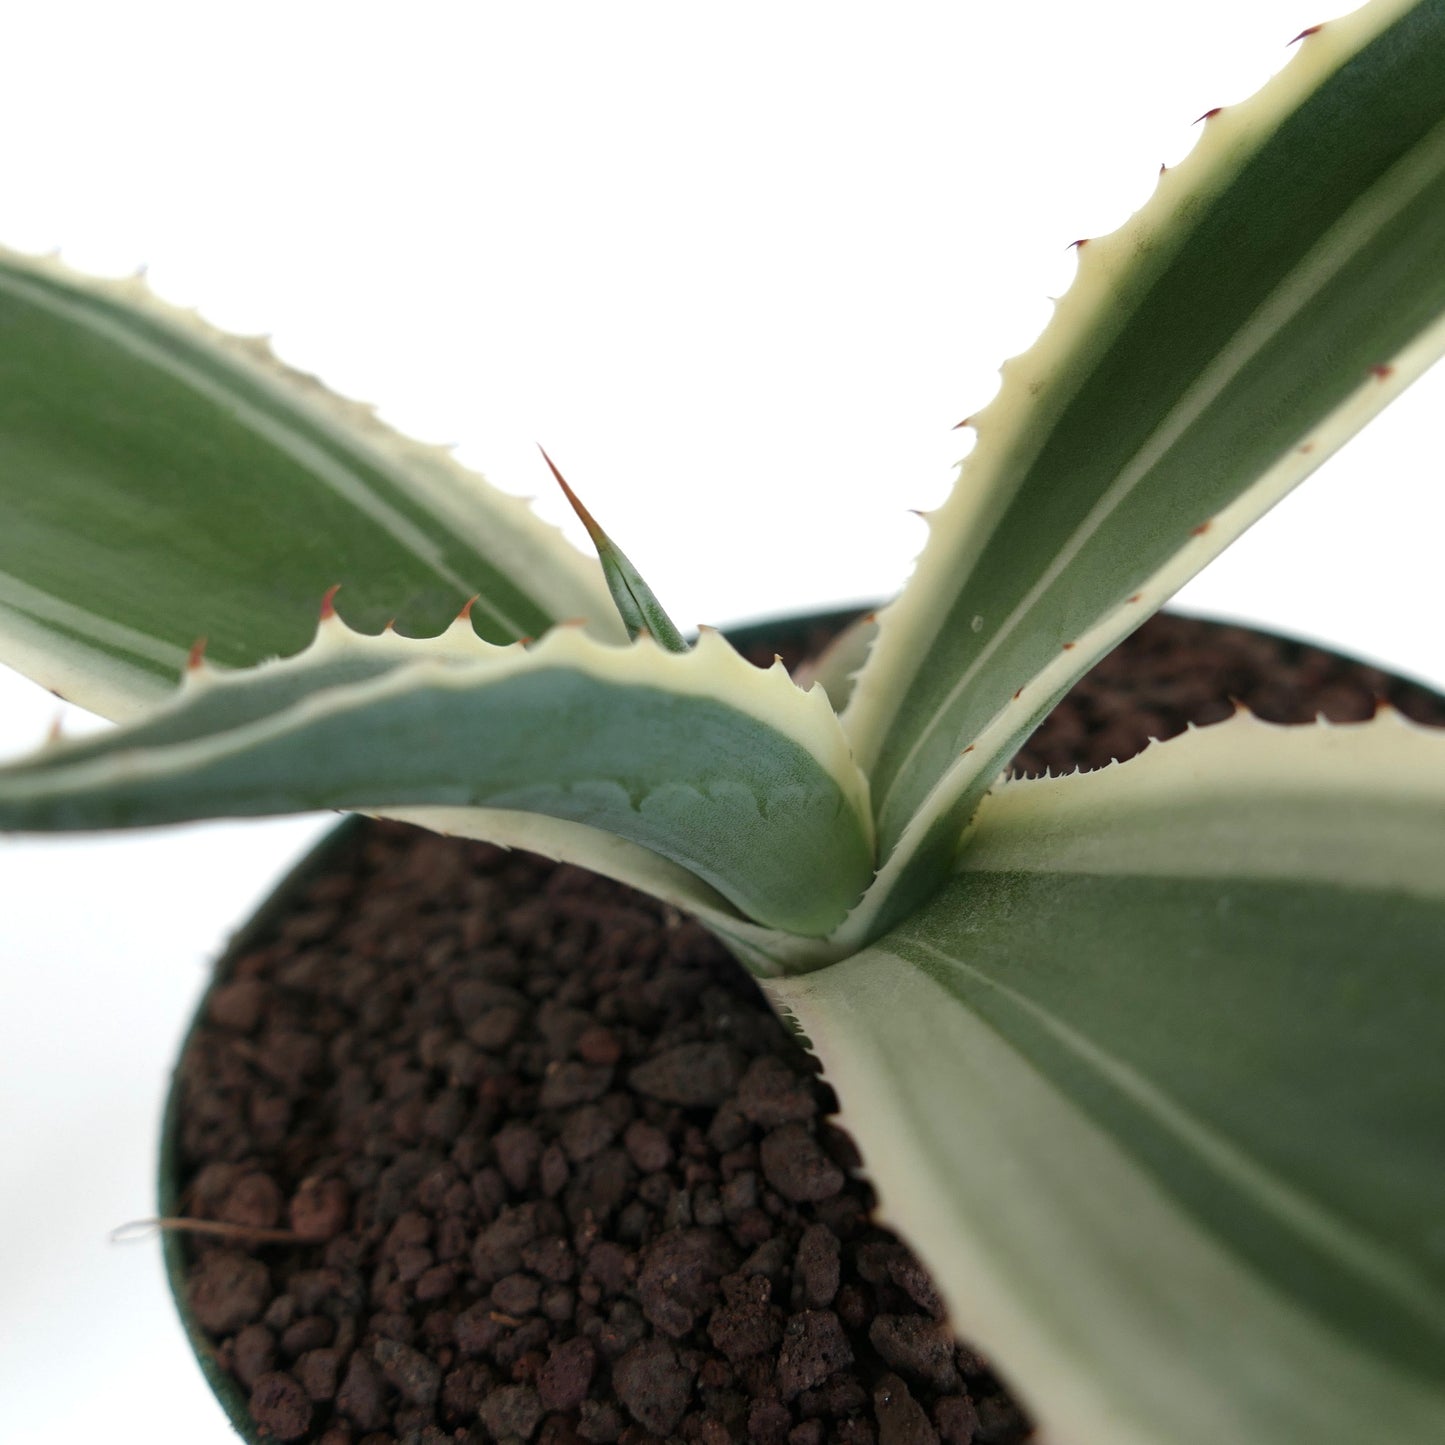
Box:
842 0 1445 933
771 711 1445 1444
0 250 624 721
540 447 689 653
0 620 874 937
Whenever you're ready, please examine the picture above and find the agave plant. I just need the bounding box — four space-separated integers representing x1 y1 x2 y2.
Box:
2 0 1444 1440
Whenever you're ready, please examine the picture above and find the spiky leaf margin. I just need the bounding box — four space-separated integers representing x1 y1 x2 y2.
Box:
0 248 623 720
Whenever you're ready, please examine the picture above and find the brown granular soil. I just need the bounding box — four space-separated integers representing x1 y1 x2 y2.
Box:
166 611 1445 1445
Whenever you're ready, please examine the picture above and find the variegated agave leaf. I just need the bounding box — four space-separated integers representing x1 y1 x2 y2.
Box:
839 0 1445 945
0 616 873 942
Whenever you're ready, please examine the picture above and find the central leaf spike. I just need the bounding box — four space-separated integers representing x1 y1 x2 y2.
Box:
540 446 689 653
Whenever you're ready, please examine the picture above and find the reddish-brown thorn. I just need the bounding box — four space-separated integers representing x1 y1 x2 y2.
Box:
908 508 930 520
952 416 974 430
1012 687 1023 701
1290 24 1324 44
1194 107 1224 125
963 745 975 755
1191 521 1212 537
457 594 480 623
1370 363 1395 380
319 583 342 620
1298 441 1316 454
861 611 877 625
517 635 534 647
1062 642 1076 651
1068 238 1089 251
1127 593 1143 604
382 617 397 632
1159 162 1168 176
186 636 208 671
538 444 604 541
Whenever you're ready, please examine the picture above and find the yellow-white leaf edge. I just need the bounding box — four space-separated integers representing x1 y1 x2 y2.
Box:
0 245 624 722
962 704 1445 897
770 709 1445 1445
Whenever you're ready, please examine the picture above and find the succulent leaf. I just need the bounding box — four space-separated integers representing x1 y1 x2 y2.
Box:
842 0 1445 933
540 446 689 652
0 249 624 721
0 619 873 937
771 709 1445 1445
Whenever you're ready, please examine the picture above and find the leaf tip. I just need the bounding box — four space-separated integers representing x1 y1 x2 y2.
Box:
539 445 604 542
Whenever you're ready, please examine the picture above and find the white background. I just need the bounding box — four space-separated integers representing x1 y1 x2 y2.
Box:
1 2 1440 1440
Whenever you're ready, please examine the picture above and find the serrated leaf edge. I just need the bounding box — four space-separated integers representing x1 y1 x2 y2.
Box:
841 0 1416 777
